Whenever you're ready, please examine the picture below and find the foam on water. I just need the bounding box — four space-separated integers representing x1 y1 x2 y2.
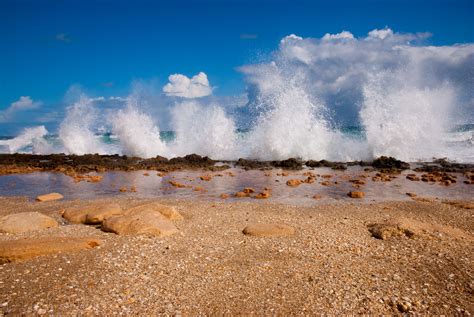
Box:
2 29 473 162
0 126 48 154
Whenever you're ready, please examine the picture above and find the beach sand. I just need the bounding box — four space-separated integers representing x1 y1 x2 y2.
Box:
0 196 473 315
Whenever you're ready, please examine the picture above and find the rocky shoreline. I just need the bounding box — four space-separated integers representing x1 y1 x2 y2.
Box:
1 153 473 176
0 197 473 315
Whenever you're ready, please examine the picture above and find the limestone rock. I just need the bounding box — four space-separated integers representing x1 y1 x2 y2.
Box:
102 209 178 237
63 203 123 224
242 223 295 237
286 179 301 187
348 191 365 198
255 191 271 199
36 193 63 202
0 212 59 234
0 237 101 264
125 203 183 221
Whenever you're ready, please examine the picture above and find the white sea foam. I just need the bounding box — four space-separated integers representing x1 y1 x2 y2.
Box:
0 126 48 153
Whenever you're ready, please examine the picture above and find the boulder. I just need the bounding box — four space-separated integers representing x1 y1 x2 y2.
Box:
255 191 271 199
63 203 123 224
125 203 183 221
0 237 101 264
36 193 63 202
102 209 178 237
348 191 365 198
286 179 302 187
242 223 295 237
0 212 59 234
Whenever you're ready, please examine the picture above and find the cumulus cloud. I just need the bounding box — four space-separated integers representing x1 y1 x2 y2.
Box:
0 96 42 122
322 31 354 41
162 72 213 98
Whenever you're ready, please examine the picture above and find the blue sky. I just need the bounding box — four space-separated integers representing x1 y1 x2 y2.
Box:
0 0 473 134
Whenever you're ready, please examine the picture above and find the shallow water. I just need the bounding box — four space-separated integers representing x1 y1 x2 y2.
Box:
0 167 472 205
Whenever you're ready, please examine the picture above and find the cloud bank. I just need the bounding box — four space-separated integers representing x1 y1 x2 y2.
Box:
162 72 213 98
0 96 42 122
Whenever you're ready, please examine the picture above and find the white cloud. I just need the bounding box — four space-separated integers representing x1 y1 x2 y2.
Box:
0 96 42 121
367 28 394 40
280 34 303 44
322 31 354 41
163 72 213 98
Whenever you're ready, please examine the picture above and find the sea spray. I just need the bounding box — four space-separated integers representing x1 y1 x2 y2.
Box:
110 99 167 158
59 97 105 155
361 72 455 161
0 126 48 154
2 29 473 162
169 101 237 160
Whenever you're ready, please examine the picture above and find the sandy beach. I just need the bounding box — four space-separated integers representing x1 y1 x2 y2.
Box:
0 195 472 315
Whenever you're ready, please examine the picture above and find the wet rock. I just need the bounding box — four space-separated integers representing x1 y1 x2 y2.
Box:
348 191 365 198
119 187 128 192
305 160 346 170
313 194 322 200
169 180 187 188
406 192 417 198
286 179 302 187
242 223 295 237
199 175 212 181
349 179 366 185
235 158 270 170
234 191 249 198
371 156 410 170
243 187 255 194
102 209 178 237
255 191 271 199
320 181 330 186
406 174 420 181
0 237 101 264
220 193 230 199
304 176 316 184
0 212 59 234
193 186 205 192
36 193 63 202
271 158 303 170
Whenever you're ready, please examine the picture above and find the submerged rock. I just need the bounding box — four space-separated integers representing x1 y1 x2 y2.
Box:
0 237 101 264
0 212 58 234
242 223 295 237
286 179 302 187
348 191 365 198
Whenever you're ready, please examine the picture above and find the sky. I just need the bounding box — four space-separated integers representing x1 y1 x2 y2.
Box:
0 0 473 135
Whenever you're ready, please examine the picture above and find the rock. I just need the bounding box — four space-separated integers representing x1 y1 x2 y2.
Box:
367 217 472 240
0 212 59 234
36 193 63 202
348 191 364 198
372 156 410 170
63 203 123 224
234 191 249 198
286 179 302 187
320 181 330 186
304 176 316 184
406 174 420 181
255 191 271 199
243 187 255 194
119 187 128 192
193 186 205 192
220 193 230 199
169 180 187 188
349 179 366 185
0 237 101 264
199 175 212 181
125 203 184 221
102 209 178 237
313 194 322 200
242 223 295 237
406 192 417 198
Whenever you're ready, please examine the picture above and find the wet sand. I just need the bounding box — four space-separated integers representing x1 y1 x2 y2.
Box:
0 195 473 315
